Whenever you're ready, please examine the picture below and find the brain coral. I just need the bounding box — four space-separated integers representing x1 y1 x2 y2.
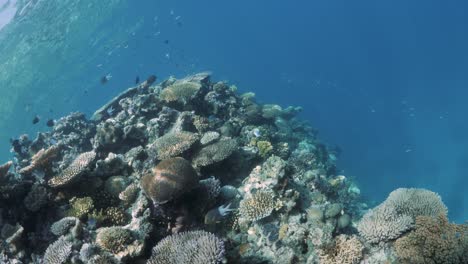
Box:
48 150 96 187
357 188 448 244
239 189 276 222
147 230 225 264
394 214 468 264
141 157 198 204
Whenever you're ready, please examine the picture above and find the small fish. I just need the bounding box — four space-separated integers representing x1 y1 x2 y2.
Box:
32 115 40 124
100 73 112 84
204 204 235 225
163 39 169 44
135 76 140 84
46 119 55 127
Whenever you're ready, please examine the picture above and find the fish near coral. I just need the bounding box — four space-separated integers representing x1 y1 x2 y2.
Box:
140 157 198 204
204 203 235 225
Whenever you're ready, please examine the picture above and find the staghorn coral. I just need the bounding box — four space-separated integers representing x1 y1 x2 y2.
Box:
43 236 73 264
394 214 468 264
48 150 96 187
318 235 364 264
141 157 198 204
192 138 237 167
239 189 276 222
149 131 199 160
96 227 134 254
23 184 48 212
19 145 61 174
160 81 202 103
357 188 448 244
147 230 225 264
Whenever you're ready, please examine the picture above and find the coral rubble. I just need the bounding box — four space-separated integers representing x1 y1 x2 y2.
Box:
0 72 465 263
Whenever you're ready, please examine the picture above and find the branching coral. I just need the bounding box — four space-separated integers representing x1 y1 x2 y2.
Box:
48 150 96 187
19 145 61 174
43 236 73 264
147 230 225 264
318 235 364 264
67 196 94 219
192 138 237 167
239 189 276 222
150 131 199 159
394 214 468 264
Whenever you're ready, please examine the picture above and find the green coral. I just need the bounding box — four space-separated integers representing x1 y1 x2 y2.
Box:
67 197 94 220
256 140 273 158
89 207 128 227
96 227 134 254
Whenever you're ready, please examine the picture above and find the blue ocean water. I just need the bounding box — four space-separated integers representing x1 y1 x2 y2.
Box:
0 0 467 224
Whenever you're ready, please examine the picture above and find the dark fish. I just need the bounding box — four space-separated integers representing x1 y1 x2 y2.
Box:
32 115 40 124
164 39 169 44
146 75 157 85
135 76 140 84
46 119 55 127
100 76 108 84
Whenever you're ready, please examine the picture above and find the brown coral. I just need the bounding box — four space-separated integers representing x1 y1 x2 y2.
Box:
394 214 468 264
141 157 198 204
19 145 61 174
318 235 364 264
48 151 96 187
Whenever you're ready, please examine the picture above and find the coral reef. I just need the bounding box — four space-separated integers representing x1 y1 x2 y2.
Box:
0 72 464 263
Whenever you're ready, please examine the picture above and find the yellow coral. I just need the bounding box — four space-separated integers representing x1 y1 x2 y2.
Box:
239 189 276 222
256 140 273 158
